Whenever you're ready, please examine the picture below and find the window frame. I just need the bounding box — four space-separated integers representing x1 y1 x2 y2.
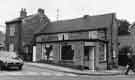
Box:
9 24 15 36
58 33 68 40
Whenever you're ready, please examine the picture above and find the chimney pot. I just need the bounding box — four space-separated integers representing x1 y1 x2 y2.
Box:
83 15 89 19
38 8 44 15
20 8 27 18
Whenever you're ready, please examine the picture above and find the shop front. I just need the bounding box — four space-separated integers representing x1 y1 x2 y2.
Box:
34 40 108 70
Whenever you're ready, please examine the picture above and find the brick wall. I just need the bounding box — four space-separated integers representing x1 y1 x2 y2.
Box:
5 21 22 54
118 35 133 49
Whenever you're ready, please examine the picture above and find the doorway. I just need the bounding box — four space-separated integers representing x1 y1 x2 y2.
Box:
84 46 95 70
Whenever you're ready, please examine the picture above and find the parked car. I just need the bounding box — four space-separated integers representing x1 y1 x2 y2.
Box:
0 51 24 70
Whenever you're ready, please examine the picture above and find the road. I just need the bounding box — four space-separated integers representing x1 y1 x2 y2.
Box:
0 63 135 80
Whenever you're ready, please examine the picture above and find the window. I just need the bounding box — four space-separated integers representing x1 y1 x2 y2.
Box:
61 45 74 60
99 43 106 62
89 31 98 39
10 26 15 36
98 30 105 40
9 44 14 51
58 33 68 40
42 44 54 60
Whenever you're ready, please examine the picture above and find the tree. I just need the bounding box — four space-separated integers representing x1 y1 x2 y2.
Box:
118 46 133 66
118 20 130 36
119 46 132 55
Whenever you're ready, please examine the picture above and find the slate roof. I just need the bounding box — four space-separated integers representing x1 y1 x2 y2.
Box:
22 14 50 44
5 17 22 24
38 13 115 34
6 13 50 45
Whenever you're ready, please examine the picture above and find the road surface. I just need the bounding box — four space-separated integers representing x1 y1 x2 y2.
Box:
0 62 135 80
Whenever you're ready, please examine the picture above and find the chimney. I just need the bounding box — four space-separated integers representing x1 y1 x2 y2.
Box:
83 15 89 19
20 8 27 18
38 8 44 15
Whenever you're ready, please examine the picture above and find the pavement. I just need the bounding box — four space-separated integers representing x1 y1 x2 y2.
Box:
25 62 123 76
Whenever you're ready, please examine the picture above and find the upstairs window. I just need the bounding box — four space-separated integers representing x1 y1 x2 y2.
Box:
89 31 98 39
9 43 14 51
98 30 105 40
9 26 15 36
58 33 68 40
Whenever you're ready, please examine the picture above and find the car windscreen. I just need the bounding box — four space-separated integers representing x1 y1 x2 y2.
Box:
0 51 18 58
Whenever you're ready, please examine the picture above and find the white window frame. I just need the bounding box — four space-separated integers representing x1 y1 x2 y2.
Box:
42 44 54 60
58 33 68 40
104 44 107 61
89 31 98 39
9 26 15 36
9 43 14 51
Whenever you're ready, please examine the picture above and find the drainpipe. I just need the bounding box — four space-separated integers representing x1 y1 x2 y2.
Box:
108 14 115 70
104 28 110 70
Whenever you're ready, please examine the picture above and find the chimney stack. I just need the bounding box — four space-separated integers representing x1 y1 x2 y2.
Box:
38 8 44 16
20 8 27 18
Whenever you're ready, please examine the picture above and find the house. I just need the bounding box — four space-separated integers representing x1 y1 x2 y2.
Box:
33 13 118 70
5 8 50 61
118 35 133 52
128 22 135 53
0 31 5 50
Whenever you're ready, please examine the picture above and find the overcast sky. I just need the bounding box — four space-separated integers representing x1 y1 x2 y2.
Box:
0 0 135 32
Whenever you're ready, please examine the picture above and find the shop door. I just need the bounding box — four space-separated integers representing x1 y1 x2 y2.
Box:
84 46 95 70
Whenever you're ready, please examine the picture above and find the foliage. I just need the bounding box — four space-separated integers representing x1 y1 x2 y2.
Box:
118 20 130 36
119 46 132 55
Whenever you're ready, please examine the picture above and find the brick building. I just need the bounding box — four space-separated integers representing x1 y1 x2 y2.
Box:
5 8 50 60
33 13 118 70
128 22 135 53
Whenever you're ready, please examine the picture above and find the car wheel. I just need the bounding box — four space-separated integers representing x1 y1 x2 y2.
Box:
18 66 22 70
0 65 3 71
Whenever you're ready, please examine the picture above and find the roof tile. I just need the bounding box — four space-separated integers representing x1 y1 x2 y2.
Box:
39 13 115 34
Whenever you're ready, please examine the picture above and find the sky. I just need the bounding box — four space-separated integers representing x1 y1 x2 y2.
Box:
0 0 135 32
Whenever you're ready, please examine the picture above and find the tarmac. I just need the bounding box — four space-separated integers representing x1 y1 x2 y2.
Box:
25 62 123 76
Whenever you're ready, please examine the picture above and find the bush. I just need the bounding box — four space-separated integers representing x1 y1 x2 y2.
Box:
119 46 132 55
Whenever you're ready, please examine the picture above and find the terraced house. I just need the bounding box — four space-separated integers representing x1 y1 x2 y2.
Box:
5 8 119 70
128 22 135 53
34 13 118 70
5 8 50 61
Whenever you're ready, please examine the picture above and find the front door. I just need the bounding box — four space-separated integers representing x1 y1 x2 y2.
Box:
84 46 95 70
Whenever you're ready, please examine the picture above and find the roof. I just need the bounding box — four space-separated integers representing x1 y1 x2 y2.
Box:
38 13 115 34
128 22 135 32
22 13 50 44
6 13 50 45
5 17 22 24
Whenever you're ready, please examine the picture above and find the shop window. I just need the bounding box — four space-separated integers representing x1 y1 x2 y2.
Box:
99 43 106 62
42 44 53 61
61 45 74 60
